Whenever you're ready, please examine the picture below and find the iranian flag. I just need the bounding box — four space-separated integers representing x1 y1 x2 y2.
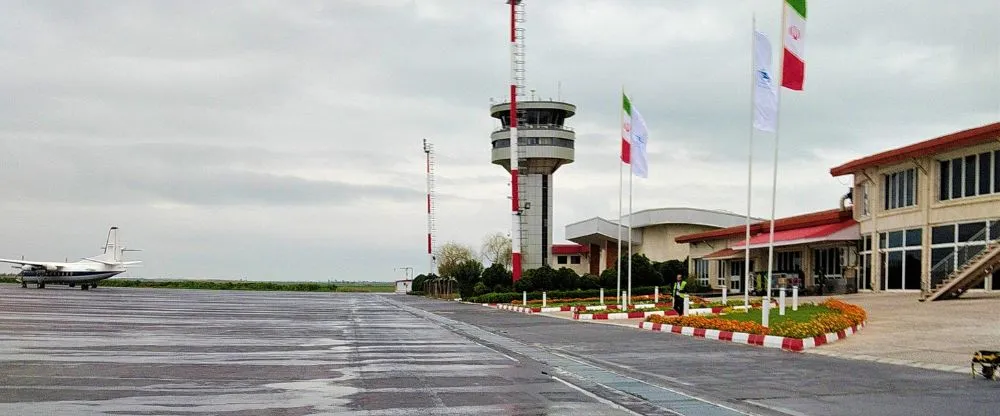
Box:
782 0 806 90
621 92 631 163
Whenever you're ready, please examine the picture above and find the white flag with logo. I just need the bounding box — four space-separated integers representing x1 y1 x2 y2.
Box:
753 30 778 132
629 106 649 178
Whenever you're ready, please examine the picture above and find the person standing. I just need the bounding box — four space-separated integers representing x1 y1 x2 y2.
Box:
672 274 687 315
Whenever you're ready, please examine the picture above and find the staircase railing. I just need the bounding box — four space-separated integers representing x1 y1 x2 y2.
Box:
929 221 1000 290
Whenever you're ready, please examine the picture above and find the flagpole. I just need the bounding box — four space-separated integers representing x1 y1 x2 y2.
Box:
763 4 789 329
744 13 756 309
617 86 624 305
627 150 633 307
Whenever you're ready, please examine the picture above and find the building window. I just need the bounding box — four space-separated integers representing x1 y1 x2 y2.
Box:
930 219 1000 290
775 251 802 272
939 152 999 201
858 235 872 290
695 259 709 287
995 150 1000 193
884 168 917 210
862 183 870 216
715 261 728 287
570 255 581 264
879 227 923 290
557 255 567 264
857 183 870 216
812 247 844 276
940 159 950 201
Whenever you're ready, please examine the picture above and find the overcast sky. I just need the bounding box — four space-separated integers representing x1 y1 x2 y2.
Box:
0 0 997 281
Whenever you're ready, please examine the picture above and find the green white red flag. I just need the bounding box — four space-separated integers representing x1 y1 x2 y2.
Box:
782 0 806 90
621 93 631 163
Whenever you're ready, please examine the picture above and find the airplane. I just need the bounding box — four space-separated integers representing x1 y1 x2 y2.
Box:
0 227 142 290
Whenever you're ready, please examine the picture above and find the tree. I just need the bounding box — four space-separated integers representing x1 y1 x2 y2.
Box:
553 267 580 290
480 232 512 269
524 266 556 291
435 242 477 278
579 273 601 290
481 263 512 290
412 274 428 291
452 259 485 298
655 260 687 283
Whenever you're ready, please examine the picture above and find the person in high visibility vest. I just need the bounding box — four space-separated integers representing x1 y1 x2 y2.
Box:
672 274 687 315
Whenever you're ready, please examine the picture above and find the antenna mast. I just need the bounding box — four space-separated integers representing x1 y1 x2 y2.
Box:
508 0 526 281
423 139 436 276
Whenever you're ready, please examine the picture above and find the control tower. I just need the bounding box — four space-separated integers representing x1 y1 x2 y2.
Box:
490 100 577 271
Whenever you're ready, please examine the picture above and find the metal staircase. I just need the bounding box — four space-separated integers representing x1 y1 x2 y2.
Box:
922 222 1000 301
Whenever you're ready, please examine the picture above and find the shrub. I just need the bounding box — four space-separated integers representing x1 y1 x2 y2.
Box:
472 282 489 296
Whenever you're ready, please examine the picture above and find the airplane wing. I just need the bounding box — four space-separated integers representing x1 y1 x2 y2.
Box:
81 257 143 266
0 258 62 269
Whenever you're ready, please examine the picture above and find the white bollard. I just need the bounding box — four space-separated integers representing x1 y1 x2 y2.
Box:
683 296 690 315
792 286 798 311
600 288 605 305
655 286 659 303
523 291 527 306
722 287 727 305
762 297 770 327
621 291 627 310
779 288 786 316
542 292 547 308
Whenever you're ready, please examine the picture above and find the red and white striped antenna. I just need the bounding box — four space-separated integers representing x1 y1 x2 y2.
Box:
423 138 436 276
508 0 525 282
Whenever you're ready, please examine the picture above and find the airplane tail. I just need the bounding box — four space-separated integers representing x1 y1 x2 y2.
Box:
89 227 142 265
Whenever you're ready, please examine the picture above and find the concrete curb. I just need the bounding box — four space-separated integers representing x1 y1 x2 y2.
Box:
636 321 866 352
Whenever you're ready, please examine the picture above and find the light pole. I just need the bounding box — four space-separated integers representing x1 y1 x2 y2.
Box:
395 267 414 280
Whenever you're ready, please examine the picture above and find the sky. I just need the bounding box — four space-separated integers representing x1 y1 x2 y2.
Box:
0 0 997 281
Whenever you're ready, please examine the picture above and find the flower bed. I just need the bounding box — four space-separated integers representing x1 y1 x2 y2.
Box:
644 299 867 339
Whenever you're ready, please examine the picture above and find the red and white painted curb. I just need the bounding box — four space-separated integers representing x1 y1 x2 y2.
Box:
636 321 866 351
573 307 724 320
492 304 630 313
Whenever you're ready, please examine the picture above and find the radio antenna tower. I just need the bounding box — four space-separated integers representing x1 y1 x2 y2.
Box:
508 0 526 281
423 138 436 276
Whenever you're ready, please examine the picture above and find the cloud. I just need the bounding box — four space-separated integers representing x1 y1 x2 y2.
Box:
0 0 995 280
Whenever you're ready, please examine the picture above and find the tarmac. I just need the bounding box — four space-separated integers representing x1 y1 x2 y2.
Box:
1 285 998 415
0 285 634 415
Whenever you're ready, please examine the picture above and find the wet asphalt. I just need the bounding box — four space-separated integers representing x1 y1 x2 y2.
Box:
401 296 1000 416
0 286 632 415
2 286 997 415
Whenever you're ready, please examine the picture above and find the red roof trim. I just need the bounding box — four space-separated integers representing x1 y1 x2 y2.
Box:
830 122 1000 177
703 248 742 259
552 244 589 254
675 208 852 244
730 219 857 249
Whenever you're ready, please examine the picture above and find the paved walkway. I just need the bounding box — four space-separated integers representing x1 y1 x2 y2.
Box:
808 291 1000 373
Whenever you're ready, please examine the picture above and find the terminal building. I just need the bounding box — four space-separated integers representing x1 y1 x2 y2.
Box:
552 122 1000 300
552 208 755 277
829 121 1000 300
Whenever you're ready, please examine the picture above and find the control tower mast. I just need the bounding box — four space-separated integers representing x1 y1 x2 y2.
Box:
492 0 577 279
